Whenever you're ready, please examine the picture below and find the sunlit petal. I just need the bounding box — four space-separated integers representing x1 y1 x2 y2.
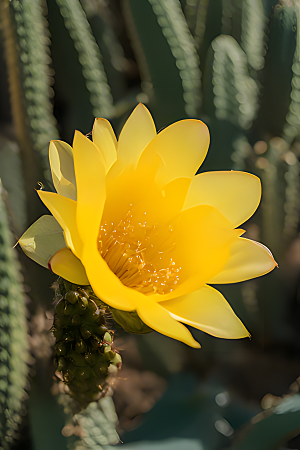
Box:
140 119 209 187
162 285 250 339
72 131 106 242
136 300 200 347
209 238 278 284
117 103 156 168
81 243 138 311
183 171 261 227
49 140 77 200
49 247 89 285
37 191 82 258
18 215 66 268
92 118 117 173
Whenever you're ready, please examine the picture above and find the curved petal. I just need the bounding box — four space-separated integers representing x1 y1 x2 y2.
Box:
209 238 277 284
49 248 89 285
140 119 209 187
136 299 200 348
18 215 66 268
37 191 82 258
92 118 117 173
49 140 77 200
183 171 261 227
81 243 139 311
72 131 106 242
117 103 156 168
162 285 250 339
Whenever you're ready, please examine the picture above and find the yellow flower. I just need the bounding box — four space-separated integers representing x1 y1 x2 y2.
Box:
20 104 277 348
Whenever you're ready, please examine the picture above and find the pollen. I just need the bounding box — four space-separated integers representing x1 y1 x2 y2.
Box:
98 206 181 295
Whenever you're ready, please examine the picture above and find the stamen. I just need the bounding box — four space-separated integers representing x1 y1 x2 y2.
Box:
98 207 181 295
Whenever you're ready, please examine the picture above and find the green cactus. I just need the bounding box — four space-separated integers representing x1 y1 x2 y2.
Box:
52 279 122 409
256 2 297 138
0 184 29 450
123 0 201 127
0 0 59 184
54 0 114 120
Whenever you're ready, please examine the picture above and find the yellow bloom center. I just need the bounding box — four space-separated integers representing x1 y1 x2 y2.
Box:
98 205 181 295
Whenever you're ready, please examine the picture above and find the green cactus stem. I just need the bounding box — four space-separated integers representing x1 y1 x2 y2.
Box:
55 0 114 119
0 184 29 450
123 0 201 127
52 279 122 410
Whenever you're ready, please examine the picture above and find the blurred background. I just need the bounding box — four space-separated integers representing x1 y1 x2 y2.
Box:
1 0 300 449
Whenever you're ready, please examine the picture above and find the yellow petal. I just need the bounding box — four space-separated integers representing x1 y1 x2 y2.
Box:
171 205 241 289
72 131 106 242
18 215 66 268
49 140 77 200
117 103 156 168
49 247 89 285
183 171 261 227
136 299 200 348
81 243 139 311
209 238 277 284
92 118 117 173
37 191 82 258
140 119 209 187
162 285 250 339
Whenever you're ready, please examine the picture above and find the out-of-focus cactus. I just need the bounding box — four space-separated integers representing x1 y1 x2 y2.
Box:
123 0 201 127
0 138 27 236
206 34 259 129
0 0 58 186
55 0 114 119
0 184 29 450
52 279 122 409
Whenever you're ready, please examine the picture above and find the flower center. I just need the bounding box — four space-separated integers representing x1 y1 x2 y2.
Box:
98 206 181 295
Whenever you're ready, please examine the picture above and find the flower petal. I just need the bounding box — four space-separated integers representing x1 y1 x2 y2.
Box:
162 285 250 339
169 205 242 293
72 131 106 242
117 103 156 168
18 215 66 268
92 118 117 173
183 171 261 227
209 238 277 284
49 247 89 285
37 191 82 258
140 119 209 187
49 140 77 200
136 299 200 348
81 243 138 311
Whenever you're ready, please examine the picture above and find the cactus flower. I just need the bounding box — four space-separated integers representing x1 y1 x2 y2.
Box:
19 104 277 347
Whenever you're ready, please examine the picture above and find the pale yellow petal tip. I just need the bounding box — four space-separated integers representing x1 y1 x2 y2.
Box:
191 340 201 349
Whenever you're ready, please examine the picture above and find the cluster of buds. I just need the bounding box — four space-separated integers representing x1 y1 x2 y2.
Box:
51 279 122 408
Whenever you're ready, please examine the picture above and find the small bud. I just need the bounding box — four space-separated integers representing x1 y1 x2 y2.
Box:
75 340 87 354
55 342 68 356
85 352 99 365
72 314 81 326
75 367 91 382
97 325 108 336
103 332 112 342
110 353 122 366
57 357 67 371
75 298 88 314
80 325 92 340
68 351 86 367
64 303 75 316
55 299 65 315
65 291 80 304
93 360 109 375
